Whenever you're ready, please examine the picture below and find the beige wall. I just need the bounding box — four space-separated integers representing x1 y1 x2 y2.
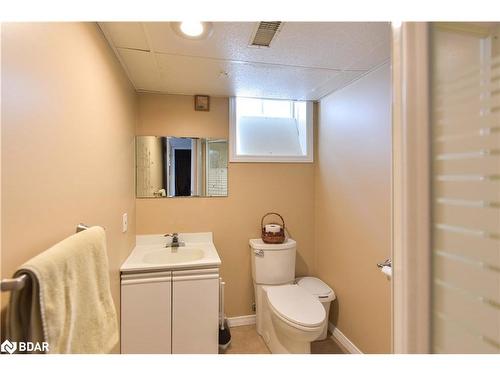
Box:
136 93 316 317
0 23 137 346
316 63 391 353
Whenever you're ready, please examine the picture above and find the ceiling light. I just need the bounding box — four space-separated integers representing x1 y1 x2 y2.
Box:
180 21 204 37
171 22 214 40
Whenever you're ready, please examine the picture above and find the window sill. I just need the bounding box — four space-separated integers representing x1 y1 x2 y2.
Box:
229 155 313 163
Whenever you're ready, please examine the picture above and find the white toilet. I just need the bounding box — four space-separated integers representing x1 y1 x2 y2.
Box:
250 238 335 354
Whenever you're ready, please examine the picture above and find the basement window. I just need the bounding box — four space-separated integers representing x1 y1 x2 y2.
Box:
229 97 313 163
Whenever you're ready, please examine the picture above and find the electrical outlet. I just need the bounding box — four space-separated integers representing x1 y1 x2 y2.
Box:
122 213 128 233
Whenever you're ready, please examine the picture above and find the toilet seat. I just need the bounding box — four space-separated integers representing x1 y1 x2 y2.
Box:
266 285 325 328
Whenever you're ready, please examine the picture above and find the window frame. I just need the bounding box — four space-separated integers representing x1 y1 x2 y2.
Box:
229 97 314 163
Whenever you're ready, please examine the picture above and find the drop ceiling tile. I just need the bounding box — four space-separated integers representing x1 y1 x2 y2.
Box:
100 22 150 51
145 22 256 61
154 53 343 100
117 48 163 91
267 22 391 70
344 37 391 71
309 71 367 99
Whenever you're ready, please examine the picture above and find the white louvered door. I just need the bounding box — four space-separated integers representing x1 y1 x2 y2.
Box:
431 23 500 353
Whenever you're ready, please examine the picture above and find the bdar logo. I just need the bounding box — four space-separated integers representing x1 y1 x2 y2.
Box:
1 339 17 354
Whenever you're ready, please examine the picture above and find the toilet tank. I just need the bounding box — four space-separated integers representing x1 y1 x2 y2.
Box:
249 238 296 285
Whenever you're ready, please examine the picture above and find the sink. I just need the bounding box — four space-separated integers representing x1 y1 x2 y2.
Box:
142 247 204 264
121 232 221 272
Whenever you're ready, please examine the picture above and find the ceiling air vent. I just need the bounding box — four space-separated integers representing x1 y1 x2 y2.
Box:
249 21 283 48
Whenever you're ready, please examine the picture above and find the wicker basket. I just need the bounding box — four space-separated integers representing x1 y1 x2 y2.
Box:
261 212 286 244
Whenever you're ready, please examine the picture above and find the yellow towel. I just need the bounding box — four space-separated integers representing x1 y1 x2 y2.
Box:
7 226 118 354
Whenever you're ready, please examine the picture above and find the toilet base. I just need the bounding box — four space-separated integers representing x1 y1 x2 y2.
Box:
255 284 322 354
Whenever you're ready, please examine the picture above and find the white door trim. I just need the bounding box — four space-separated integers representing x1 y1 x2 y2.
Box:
391 22 431 354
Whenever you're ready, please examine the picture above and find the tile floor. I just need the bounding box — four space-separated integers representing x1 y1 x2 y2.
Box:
221 324 347 354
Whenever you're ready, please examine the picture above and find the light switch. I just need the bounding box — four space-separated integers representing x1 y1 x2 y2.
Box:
122 213 128 233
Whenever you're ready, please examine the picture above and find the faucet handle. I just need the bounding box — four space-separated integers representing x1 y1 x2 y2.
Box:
164 232 178 238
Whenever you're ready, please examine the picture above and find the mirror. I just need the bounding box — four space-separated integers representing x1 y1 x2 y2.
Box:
136 136 228 198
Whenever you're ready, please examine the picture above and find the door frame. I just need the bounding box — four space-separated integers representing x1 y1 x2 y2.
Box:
391 22 432 354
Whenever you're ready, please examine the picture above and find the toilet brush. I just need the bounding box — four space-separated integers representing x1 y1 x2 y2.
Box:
219 319 232 350
218 280 232 351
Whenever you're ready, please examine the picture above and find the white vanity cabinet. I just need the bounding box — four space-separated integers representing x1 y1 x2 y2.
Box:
120 267 220 354
120 232 222 354
171 268 220 353
121 271 172 354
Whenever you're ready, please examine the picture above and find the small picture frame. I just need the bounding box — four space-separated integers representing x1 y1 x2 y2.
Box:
194 95 210 111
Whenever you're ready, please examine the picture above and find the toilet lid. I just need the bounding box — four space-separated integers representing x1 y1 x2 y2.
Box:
296 277 335 299
267 285 325 328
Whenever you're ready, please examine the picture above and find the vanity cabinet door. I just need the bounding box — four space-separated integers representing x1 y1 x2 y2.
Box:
172 268 220 354
121 272 172 354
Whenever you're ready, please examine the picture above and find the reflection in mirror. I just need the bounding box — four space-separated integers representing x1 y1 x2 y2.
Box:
136 136 228 198
206 140 228 196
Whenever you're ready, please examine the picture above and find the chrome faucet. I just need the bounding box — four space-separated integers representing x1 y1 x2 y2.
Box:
164 232 185 248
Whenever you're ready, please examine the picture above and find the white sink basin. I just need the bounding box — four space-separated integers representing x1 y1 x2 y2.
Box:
121 232 221 273
142 247 205 264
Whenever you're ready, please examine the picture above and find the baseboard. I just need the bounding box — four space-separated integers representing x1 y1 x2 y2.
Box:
328 322 363 354
227 314 256 327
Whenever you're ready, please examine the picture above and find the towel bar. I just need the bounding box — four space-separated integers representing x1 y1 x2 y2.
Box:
0 223 93 292
76 223 90 233
0 274 28 292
